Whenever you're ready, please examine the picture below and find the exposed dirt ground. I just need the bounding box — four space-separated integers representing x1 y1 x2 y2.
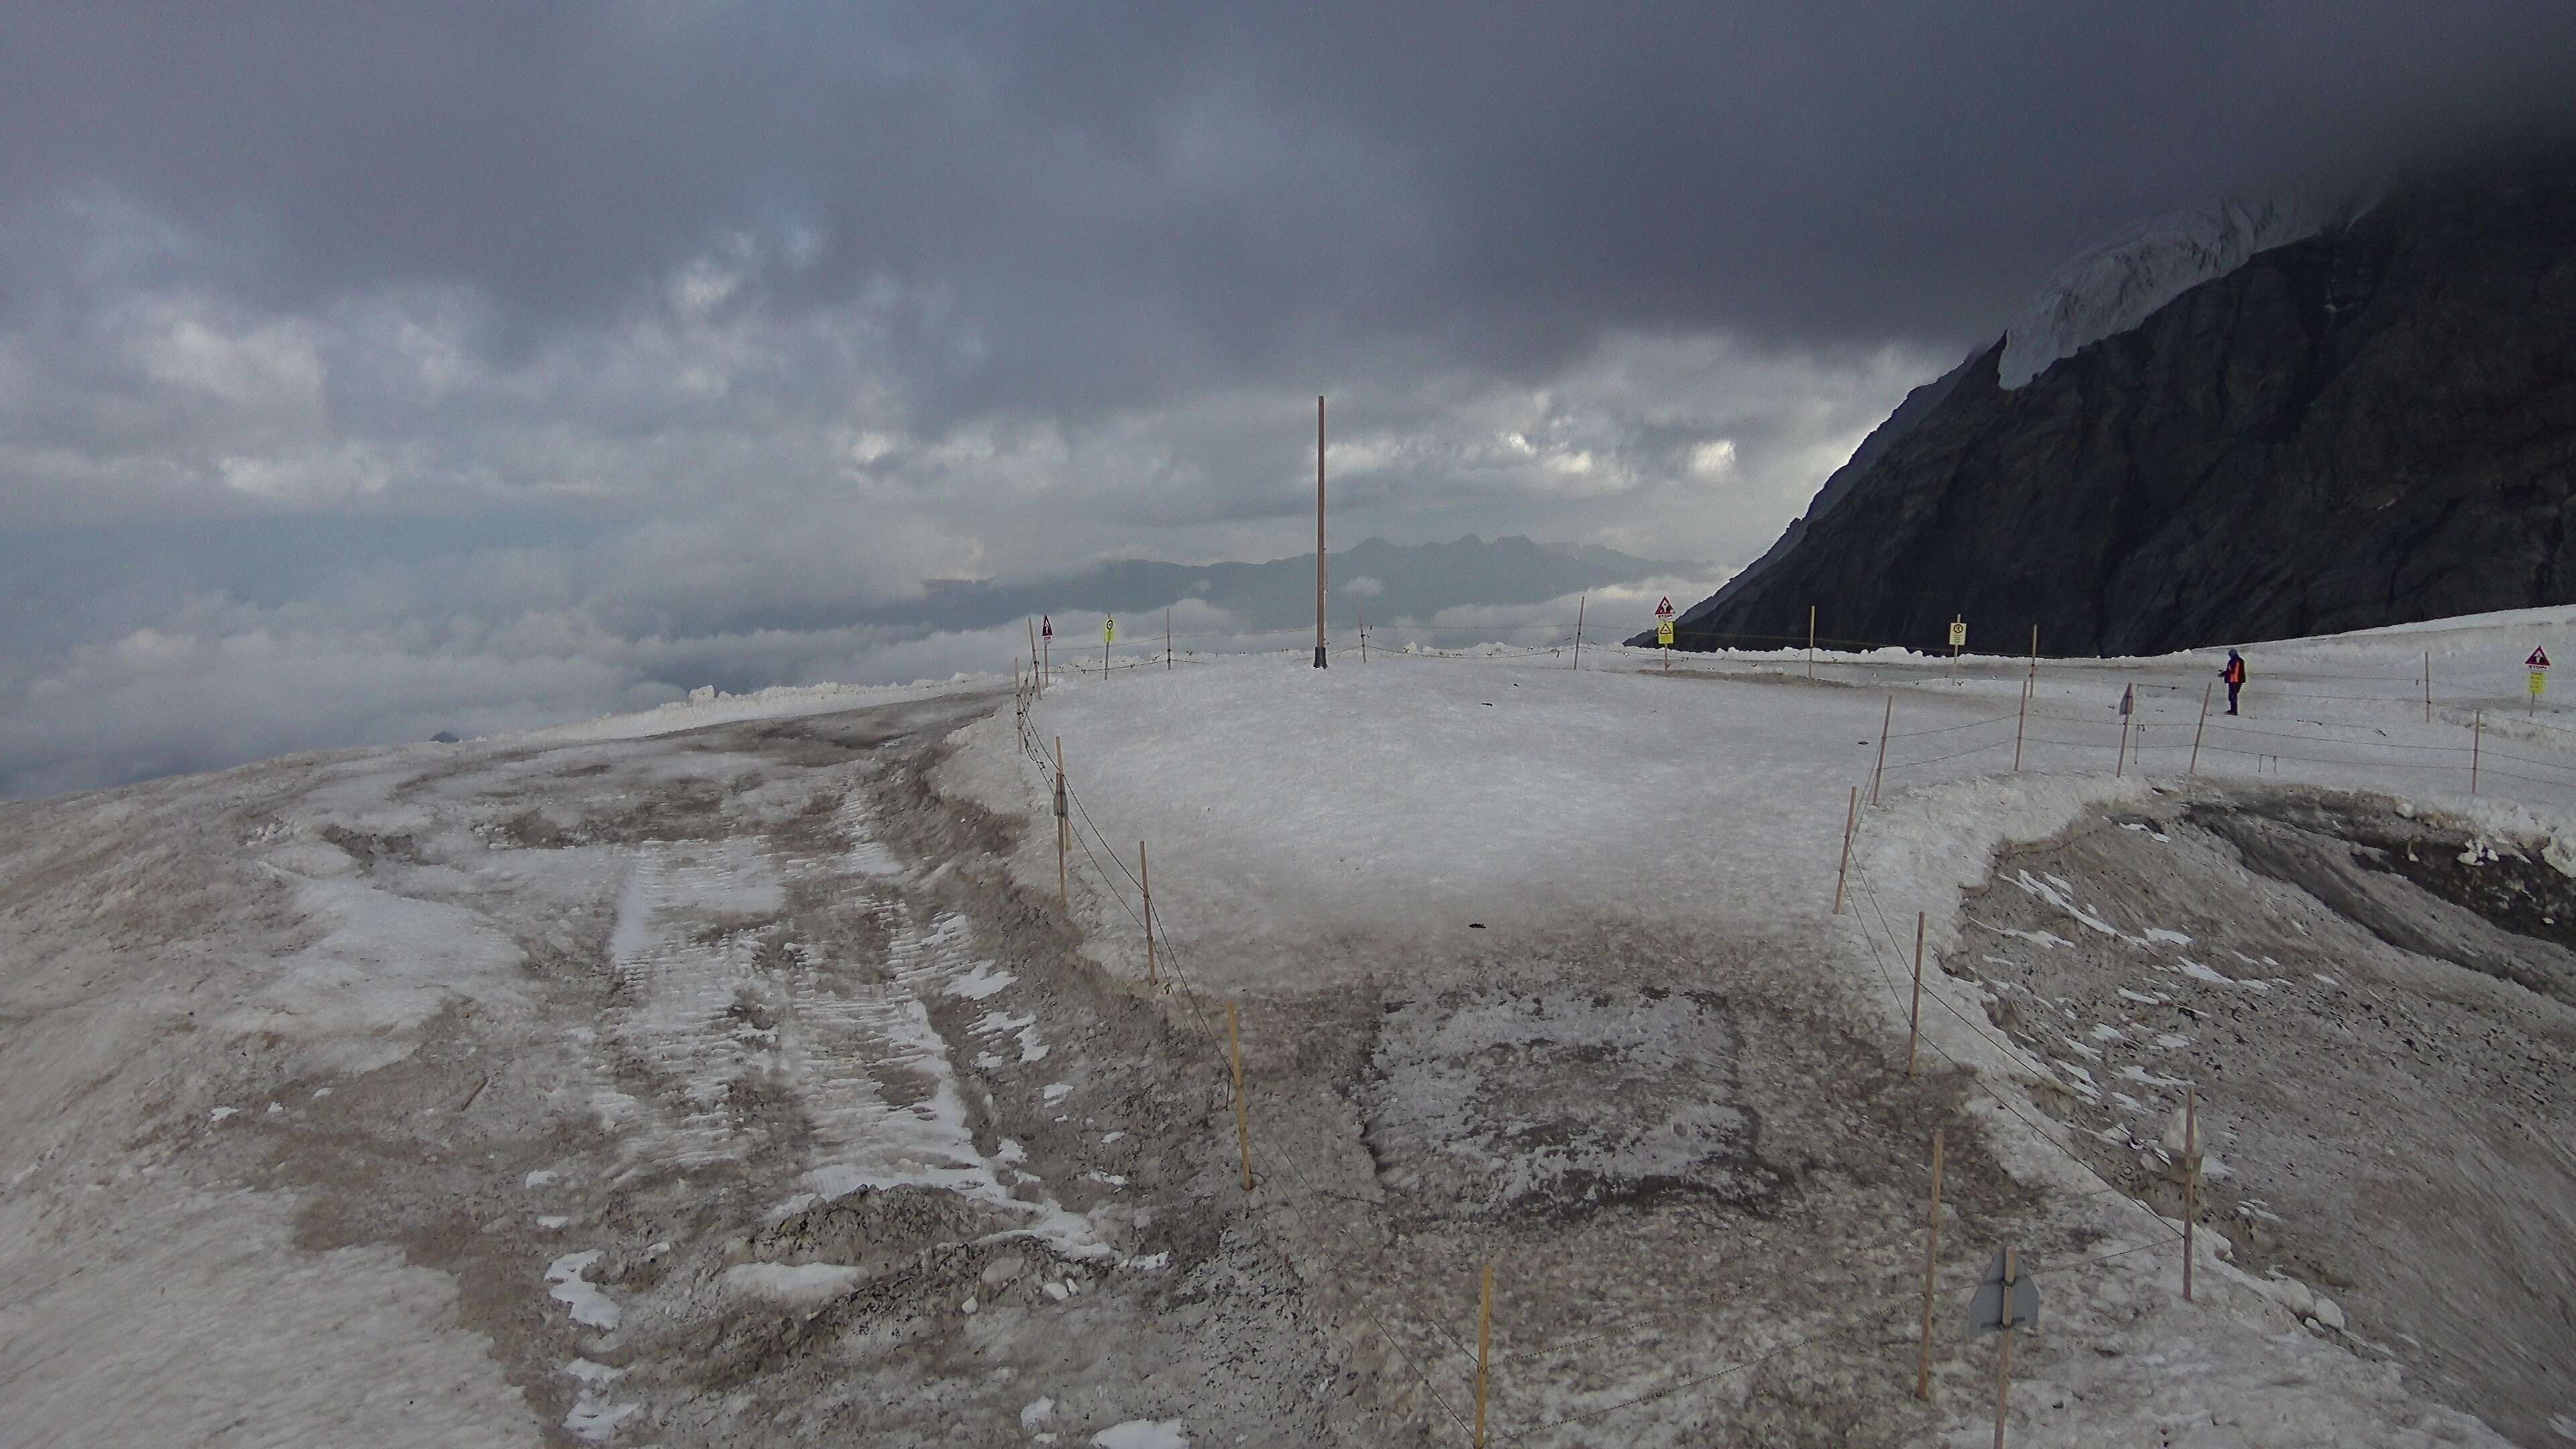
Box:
1959 786 2576 1448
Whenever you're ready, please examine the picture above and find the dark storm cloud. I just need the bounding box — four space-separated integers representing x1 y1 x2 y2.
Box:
9 2 2574 419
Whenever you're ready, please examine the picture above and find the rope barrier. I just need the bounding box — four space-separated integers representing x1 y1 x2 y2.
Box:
1014 702 1485 1431
1004 643 2576 1440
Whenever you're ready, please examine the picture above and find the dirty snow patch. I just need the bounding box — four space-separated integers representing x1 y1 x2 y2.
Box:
723 1262 865 1306
561 1358 639 1442
944 961 1016 1000
1093 1420 1187 1448
2175 958 2271 990
545 1250 622 1330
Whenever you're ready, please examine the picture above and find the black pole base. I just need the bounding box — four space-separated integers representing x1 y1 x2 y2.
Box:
1313 647 1328 669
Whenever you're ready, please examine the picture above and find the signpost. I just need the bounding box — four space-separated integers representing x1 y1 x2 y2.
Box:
1655 596 1676 670
1041 615 1053 688
1949 617 1967 655
1968 1247 2037 1449
2528 647 2551 716
1105 614 1116 676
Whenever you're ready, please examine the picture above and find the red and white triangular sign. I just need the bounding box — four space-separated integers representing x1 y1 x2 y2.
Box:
1655 596 1676 619
2529 646 2551 669
1042 615 1053 640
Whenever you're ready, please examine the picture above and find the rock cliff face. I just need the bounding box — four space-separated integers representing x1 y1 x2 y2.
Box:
1652 165 2576 657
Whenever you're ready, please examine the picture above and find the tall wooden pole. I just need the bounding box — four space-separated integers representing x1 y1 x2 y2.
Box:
2473 710 2482 794
2424 649 2432 723
1907 912 1927 1077
1054 737 1068 906
1166 607 1173 671
1029 618 1042 697
1809 604 1817 682
1358 602 1366 662
1572 594 1585 670
1872 696 1894 804
1313 396 1328 669
1915 1128 1945 1400
1140 841 1155 987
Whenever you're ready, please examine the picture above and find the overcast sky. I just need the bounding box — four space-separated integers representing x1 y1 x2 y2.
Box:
5 2 2573 798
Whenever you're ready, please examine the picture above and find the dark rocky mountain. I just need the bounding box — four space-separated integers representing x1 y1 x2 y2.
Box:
1644 163 2576 656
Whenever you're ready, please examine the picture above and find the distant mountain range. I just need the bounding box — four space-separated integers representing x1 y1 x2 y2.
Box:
907 535 1697 634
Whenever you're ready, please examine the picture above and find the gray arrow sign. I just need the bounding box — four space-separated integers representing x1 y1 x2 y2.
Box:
1968 1248 2038 1336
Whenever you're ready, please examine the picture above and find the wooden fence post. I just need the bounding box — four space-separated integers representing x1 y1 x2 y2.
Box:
1573 594 1586 671
1833 786 1859 915
1140 841 1156 987
2012 676 2029 773
1029 618 1042 697
2114 688 2132 777
1167 607 1173 671
1055 737 1069 906
1809 604 1818 682
1872 697 1894 804
1907 912 1927 1077
2189 684 2211 776
1474 1264 1494 1448
1994 1246 2017 1449
2424 649 2431 724
1916 1128 1945 1401
2473 710 2482 794
2184 1087 2198 1302
1228 1002 1252 1192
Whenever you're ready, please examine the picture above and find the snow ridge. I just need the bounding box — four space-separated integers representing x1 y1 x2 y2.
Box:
1998 195 2341 389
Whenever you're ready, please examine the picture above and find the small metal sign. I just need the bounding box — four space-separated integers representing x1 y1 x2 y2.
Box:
1949 619 1967 649
1658 619 1676 647
2532 670 2548 698
2119 684 2135 717
1042 615 1053 641
2527 647 2551 670
1655 596 1676 620
1105 615 1116 644
1967 1248 2037 1336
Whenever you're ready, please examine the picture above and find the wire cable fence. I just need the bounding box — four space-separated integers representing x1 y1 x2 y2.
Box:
1002 673 2287 1444
1007 696 1489 1434
1000 626 2576 1440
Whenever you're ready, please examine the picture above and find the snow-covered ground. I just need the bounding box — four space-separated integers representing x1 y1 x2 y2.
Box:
4 608 2571 1446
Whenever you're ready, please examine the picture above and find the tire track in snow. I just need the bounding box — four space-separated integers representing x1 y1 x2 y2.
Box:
587 800 1106 1256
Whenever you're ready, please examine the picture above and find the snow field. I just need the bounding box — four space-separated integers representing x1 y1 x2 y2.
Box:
973 623 2572 1445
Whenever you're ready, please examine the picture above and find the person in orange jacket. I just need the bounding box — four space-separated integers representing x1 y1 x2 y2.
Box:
2221 649 2247 715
